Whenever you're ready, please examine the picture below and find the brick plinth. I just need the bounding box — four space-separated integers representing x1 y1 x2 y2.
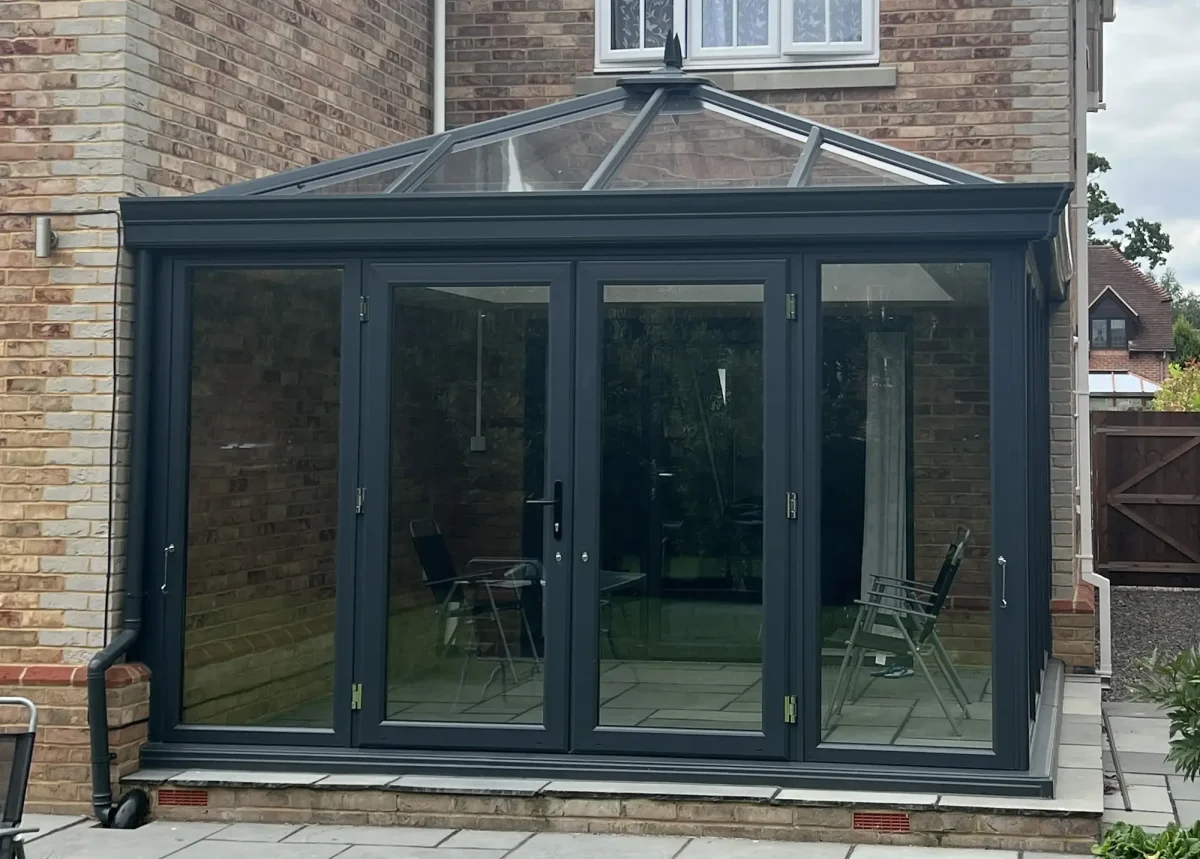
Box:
0 661 150 814
1051 582 1096 671
143 783 1099 854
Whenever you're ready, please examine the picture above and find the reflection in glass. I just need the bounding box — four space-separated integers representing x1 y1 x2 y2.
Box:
414 108 636 193
386 286 550 724
599 284 764 731
183 269 343 727
299 163 412 194
819 262 993 749
612 102 807 189
808 147 924 187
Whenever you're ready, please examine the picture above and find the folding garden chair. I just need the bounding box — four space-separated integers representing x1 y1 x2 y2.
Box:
823 527 973 736
0 697 38 859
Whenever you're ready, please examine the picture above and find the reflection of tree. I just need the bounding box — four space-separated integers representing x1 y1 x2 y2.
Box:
601 305 763 571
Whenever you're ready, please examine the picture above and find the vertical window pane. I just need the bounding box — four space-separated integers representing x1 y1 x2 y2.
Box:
1091 318 1107 348
738 0 770 46
598 284 764 731
793 0 826 43
645 0 672 47
702 0 734 47
1110 318 1127 348
387 286 549 725
613 0 641 50
830 0 863 42
183 269 343 727
819 263 993 750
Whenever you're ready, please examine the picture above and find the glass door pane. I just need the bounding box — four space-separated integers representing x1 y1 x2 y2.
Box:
358 264 572 752
572 262 788 759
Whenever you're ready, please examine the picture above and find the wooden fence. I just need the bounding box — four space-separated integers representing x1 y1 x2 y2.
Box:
1093 411 1200 587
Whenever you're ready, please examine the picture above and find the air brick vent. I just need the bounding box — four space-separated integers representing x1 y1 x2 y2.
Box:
853 811 911 833
157 788 209 807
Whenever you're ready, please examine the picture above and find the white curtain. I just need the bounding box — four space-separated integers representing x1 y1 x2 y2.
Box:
860 331 908 600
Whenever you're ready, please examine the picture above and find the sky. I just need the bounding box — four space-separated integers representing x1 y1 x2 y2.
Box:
1089 0 1200 288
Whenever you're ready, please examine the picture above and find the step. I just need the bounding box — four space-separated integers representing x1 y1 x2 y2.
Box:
124 770 1103 854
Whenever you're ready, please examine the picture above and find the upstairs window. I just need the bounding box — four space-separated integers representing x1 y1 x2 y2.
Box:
598 0 877 69
1091 317 1128 349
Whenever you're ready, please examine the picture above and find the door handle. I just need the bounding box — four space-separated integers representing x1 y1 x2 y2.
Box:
998 555 1008 609
525 480 563 540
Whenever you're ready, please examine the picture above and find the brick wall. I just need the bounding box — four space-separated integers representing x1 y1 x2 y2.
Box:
1089 348 1170 384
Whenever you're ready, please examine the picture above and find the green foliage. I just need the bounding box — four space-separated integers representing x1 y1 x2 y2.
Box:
1088 152 1174 271
1175 318 1200 366
1162 269 1200 331
1152 363 1200 412
1132 645 1200 780
1094 821 1200 858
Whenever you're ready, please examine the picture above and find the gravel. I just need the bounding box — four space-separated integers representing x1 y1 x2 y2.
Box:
1107 586 1200 701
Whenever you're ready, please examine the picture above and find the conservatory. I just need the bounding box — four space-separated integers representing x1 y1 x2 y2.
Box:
117 52 1072 796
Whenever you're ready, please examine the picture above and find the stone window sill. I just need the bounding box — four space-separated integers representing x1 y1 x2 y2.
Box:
576 65 898 95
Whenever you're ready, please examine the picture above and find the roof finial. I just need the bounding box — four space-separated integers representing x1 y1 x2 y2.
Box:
663 31 683 69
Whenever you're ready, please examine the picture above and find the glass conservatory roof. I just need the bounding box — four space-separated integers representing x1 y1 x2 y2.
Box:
207 41 994 199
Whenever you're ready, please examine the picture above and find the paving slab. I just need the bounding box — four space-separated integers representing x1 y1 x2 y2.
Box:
1121 773 1168 787
170 842 347 859
207 824 305 843
542 780 778 800
1114 752 1177 776
312 774 399 788
24 821 229 859
1104 784 1172 814
1060 717 1102 747
169 770 327 788
18 814 87 842
507 833 689 859
851 846 1018 858
1101 809 1177 832
677 837 850 857
391 776 549 795
775 789 937 808
120 769 184 784
1057 743 1102 769
1169 775 1200 801
1176 800 1200 826
282 825 453 847
439 830 534 849
1103 703 1167 718
337 848 508 859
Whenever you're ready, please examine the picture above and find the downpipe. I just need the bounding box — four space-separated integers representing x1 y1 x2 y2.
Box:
1072 0 1110 678
88 249 153 827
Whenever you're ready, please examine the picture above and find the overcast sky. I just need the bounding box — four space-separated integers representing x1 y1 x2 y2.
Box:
1089 0 1200 289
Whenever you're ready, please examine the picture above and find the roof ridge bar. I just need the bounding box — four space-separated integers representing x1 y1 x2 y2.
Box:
388 134 456 193
787 128 823 187
582 87 668 191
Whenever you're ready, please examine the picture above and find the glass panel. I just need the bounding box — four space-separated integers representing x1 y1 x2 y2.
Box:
387 285 549 724
413 108 637 193
645 0 672 47
1109 318 1127 348
830 0 863 41
739 0 770 46
614 0 641 49
298 163 412 195
793 0 826 42
599 283 764 731
808 146 924 187
183 268 343 727
611 102 808 189
1090 317 1107 347
819 262 993 750
702 0 734 47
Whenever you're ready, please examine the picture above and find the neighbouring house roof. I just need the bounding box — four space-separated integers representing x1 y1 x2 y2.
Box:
1088 370 1161 396
1088 245 1175 352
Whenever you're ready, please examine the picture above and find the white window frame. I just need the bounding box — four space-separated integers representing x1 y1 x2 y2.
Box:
595 0 877 70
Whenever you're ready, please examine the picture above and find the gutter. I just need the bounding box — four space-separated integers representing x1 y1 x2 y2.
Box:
1073 0 1111 678
87 249 154 824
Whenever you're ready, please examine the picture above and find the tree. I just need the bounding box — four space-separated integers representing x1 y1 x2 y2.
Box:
1173 318 1200 366
1151 362 1200 412
1088 153 1174 271
1161 268 1200 329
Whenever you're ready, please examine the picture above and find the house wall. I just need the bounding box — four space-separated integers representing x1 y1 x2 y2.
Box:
1090 348 1170 384
0 0 430 810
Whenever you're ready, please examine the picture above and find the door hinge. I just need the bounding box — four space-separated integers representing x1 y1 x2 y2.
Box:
784 695 797 724
785 293 797 320
355 487 365 514
786 492 797 519
359 296 369 322
351 683 363 710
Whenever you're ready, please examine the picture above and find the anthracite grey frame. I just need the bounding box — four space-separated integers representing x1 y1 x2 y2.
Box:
118 62 1072 797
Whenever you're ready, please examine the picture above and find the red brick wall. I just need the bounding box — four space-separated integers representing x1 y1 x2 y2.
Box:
1089 348 1170 384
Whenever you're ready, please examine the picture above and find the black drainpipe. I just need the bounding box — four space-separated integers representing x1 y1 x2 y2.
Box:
88 249 153 826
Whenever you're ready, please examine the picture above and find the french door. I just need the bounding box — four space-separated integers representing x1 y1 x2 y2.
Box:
356 262 574 751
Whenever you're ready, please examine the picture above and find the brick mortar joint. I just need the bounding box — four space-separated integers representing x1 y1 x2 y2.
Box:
0 662 150 688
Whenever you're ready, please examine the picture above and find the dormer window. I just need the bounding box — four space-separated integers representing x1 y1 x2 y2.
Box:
1090 317 1127 349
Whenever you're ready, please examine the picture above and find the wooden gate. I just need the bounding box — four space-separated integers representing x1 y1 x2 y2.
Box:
1093 411 1200 587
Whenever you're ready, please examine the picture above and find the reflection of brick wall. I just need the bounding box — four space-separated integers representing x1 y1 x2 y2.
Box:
183 270 342 725
1089 348 1170 384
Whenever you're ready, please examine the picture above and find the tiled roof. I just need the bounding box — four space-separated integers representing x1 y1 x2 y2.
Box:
1089 245 1175 352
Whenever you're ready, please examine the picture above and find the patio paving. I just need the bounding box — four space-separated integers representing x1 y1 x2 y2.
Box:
1102 700 1200 833
21 819 1092 858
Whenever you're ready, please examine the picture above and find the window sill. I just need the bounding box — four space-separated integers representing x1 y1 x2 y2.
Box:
576 64 897 95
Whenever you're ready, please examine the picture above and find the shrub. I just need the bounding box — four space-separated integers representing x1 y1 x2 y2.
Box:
1152 361 1200 412
1094 821 1200 858
1132 645 1200 781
